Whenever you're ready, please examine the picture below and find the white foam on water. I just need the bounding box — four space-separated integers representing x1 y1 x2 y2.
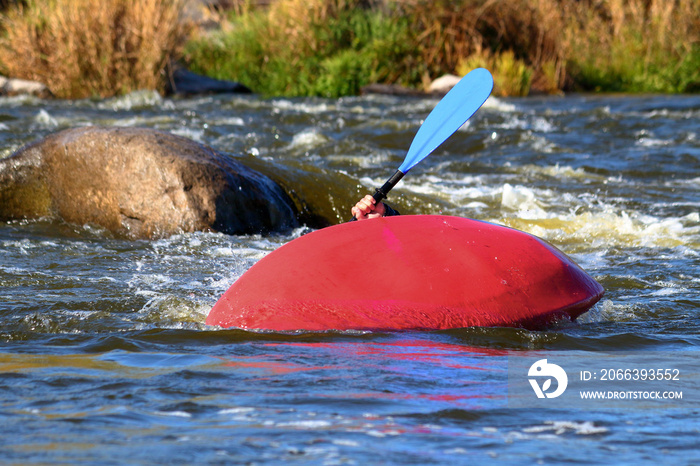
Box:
136 294 211 326
526 133 558 153
533 163 600 180
455 119 472 132
634 108 700 120
468 177 700 250
650 281 689 297
398 173 504 202
208 246 236 257
326 150 393 167
0 143 21 159
482 96 517 113
170 126 205 143
96 89 172 111
531 116 557 133
84 115 178 128
130 273 175 287
32 109 58 129
1 238 38 253
493 116 528 130
0 93 40 106
276 420 333 429
575 299 648 324
637 137 671 148
500 183 549 219
272 99 334 115
289 128 329 150
358 175 389 189
212 116 246 126
332 439 360 447
219 407 256 415
341 147 395 168
499 209 699 249
155 410 192 418
522 420 608 436
364 169 696 251
666 177 700 188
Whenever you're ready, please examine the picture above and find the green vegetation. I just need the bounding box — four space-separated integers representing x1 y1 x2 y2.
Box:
184 0 699 97
457 51 534 98
183 0 418 98
0 0 697 98
564 0 700 93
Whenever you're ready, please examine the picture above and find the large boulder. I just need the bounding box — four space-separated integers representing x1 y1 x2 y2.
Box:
0 126 298 238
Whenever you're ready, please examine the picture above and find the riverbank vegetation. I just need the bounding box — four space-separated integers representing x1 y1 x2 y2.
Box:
0 0 697 98
0 0 189 98
185 0 699 97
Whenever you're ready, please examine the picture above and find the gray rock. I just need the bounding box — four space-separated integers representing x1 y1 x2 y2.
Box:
428 74 462 95
0 75 53 98
0 126 297 238
360 83 424 97
165 63 252 95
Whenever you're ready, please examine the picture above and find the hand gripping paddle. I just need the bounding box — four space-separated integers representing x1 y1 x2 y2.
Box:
352 68 494 219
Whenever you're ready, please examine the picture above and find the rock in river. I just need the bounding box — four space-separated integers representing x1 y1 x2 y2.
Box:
0 126 297 238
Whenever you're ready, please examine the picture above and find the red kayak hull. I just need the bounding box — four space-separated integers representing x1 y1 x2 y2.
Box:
206 215 604 331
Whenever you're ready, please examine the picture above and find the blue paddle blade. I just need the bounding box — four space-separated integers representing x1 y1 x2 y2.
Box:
398 68 493 174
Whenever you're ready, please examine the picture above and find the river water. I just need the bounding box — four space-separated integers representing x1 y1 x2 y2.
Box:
1 90 699 464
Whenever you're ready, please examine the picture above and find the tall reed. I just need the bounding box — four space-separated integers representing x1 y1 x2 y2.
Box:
563 0 699 92
186 0 572 97
1 0 696 98
399 0 566 94
0 0 189 98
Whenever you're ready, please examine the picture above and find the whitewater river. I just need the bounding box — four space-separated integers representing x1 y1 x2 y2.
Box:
1 90 699 464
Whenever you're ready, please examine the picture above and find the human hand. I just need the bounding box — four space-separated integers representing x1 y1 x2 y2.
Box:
351 194 386 220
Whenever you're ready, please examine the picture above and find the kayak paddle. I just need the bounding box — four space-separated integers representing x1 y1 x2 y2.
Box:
353 67 493 218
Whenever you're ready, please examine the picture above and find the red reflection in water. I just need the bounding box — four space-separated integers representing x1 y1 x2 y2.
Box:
221 355 348 377
261 338 507 366
214 337 509 408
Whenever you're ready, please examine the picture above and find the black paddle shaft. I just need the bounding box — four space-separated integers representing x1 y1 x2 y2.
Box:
372 170 404 203
349 169 404 221
348 69 494 222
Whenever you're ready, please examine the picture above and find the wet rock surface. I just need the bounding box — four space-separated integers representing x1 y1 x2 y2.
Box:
0 126 297 238
0 76 53 98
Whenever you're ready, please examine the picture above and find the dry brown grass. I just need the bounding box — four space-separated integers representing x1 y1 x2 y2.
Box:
395 0 568 93
264 0 374 59
397 0 698 94
2 0 695 98
0 0 190 98
561 0 699 91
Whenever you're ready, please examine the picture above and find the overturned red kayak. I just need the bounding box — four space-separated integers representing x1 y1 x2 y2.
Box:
206 215 604 331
